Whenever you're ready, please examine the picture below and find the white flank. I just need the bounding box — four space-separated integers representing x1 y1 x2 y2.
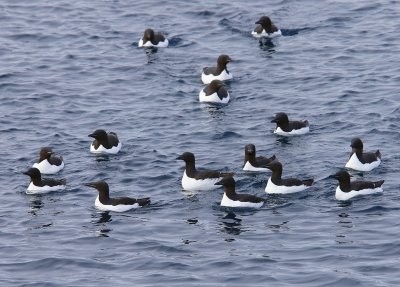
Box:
220 193 264 208
33 160 64 174
199 89 230 104
138 38 169 48
243 161 268 172
251 29 282 38
181 171 220 191
345 153 381 172
201 69 233 85
335 186 383 201
90 142 121 154
26 182 66 194
95 196 139 212
265 178 309 194
274 126 310 136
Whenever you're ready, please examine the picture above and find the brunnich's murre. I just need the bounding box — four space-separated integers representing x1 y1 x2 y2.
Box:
89 129 121 154
85 181 150 212
23 167 66 194
199 79 230 104
201 54 233 84
345 137 381 172
176 152 234 191
243 144 276 171
271 112 310 136
138 28 169 48
252 16 282 38
32 146 64 174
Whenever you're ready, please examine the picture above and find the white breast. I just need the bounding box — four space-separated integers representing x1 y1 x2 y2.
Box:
90 142 121 154
138 38 169 48
181 171 220 192
265 178 309 194
95 196 139 212
251 29 282 38
335 186 383 201
199 89 230 104
26 182 66 194
33 160 64 174
274 126 310 136
243 161 268 172
345 153 381 172
201 69 233 85
220 193 264 208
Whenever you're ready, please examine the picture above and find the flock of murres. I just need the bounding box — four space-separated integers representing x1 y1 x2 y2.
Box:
23 16 384 212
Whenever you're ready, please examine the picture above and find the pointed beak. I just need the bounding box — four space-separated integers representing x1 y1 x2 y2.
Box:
88 133 95 138
255 20 262 25
270 118 277 123
22 171 30 175
215 179 224 186
176 155 183 160
84 182 96 188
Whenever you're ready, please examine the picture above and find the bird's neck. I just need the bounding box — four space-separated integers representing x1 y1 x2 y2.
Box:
270 168 282 184
185 161 197 177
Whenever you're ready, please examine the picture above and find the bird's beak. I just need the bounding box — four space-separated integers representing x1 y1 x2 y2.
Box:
84 182 96 188
215 179 224 186
270 118 277 123
22 171 30 175
176 155 183 160
255 20 262 25
88 133 95 138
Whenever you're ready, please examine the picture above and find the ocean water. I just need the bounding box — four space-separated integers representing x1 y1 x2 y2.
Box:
1 0 399 286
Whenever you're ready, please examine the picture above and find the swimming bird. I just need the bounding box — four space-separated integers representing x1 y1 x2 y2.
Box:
199 79 230 104
243 144 276 171
332 170 384 201
138 28 169 48
176 152 234 191
89 129 121 154
271 112 310 136
215 177 265 208
23 167 66 194
32 147 64 174
201 54 233 84
264 161 313 194
345 138 381 171
85 181 150 212
252 16 282 38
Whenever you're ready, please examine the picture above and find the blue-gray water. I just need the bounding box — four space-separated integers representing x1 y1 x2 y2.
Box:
1 0 399 286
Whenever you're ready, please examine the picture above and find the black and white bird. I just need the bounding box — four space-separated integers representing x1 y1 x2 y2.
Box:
345 138 381 171
176 152 233 191
23 167 66 194
138 28 168 48
252 16 282 38
32 147 64 174
85 181 150 212
199 80 230 104
271 112 310 136
332 170 384 201
215 177 265 208
89 129 121 154
201 54 233 84
243 144 276 171
264 161 313 194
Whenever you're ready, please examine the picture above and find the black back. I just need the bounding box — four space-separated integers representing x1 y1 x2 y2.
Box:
271 112 309 132
176 152 233 180
266 161 313 187
255 16 278 34
142 28 166 45
23 167 66 187
350 137 381 164
243 144 276 168
85 181 150 206
203 80 229 100
38 147 63 166
203 54 231 76
89 129 120 149
216 177 265 203
333 170 384 193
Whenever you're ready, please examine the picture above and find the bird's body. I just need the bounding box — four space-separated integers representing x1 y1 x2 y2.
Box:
345 138 381 171
138 28 168 48
243 144 276 172
89 129 121 154
271 112 309 136
32 147 64 174
24 168 66 194
201 55 233 84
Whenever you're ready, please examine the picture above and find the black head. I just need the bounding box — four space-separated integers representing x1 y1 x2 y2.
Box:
215 176 235 187
176 152 195 162
332 170 351 182
208 79 225 91
255 16 272 27
84 180 109 194
217 54 232 66
271 112 289 125
88 129 108 140
23 168 42 180
39 147 53 160
143 28 155 41
266 160 283 171
245 144 256 155
350 138 363 150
